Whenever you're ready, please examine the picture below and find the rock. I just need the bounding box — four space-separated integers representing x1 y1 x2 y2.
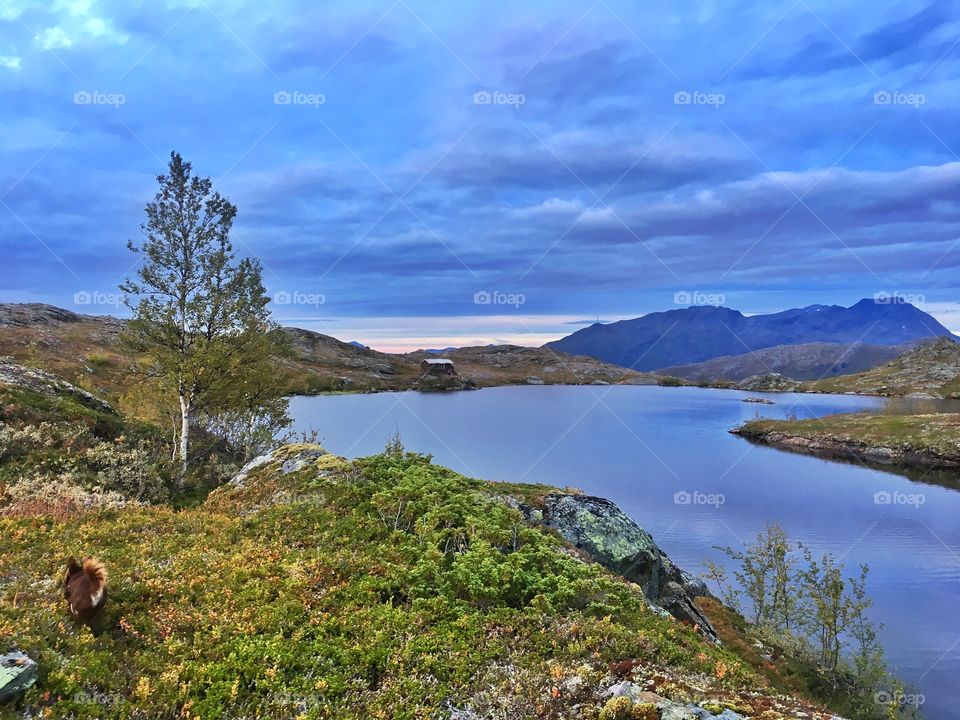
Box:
229 453 275 488
280 448 326 474
525 376 545 385
0 650 37 703
590 379 610 385
0 359 115 415
735 373 800 392
741 397 774 404
658 703 700 720
602 682 664 704
522 493 718 642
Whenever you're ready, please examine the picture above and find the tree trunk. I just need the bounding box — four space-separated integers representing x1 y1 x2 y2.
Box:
179 395 191 481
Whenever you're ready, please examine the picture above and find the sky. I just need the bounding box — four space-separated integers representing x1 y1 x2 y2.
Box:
1 0 959 351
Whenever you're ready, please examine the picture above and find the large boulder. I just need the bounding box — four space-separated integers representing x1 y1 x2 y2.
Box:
0 358 115 415
524 493 718 642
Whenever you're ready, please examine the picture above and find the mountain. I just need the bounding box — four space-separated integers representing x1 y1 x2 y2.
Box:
658 341 911 382
546 300 955 371
803 336 960 398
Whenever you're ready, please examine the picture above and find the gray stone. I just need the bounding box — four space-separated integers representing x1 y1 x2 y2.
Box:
0 359 115 415
0 650 37 703
522 493 719 642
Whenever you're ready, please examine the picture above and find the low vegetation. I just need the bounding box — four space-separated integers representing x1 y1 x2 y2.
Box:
733 412 960 469
0 377 927 718
706 525 922 719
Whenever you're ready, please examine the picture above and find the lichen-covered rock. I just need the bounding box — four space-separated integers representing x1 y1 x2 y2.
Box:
524 493 718 642
0 358 115 414
0 650 37 703
735 373 800 392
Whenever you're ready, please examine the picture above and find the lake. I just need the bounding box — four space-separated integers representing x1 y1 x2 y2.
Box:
288 385 960 718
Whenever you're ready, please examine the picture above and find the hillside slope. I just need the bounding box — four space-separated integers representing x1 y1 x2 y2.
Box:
0 437 846 720
804 337 960 398
0 305 652 405
658 342 909 382
547 300 954 370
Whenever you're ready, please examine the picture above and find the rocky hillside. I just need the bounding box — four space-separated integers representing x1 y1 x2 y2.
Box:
0 304 655 405
0 435 848 719
658 342 908 383
406 344 659 388
547 300 954 370
804 337 960 398
732 412 960 476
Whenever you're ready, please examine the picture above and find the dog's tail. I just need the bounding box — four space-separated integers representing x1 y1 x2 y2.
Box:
82 557 108 587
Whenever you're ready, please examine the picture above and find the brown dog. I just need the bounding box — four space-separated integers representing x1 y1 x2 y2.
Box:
63 557 108 625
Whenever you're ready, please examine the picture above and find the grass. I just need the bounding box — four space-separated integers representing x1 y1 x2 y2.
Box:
735 411 960 463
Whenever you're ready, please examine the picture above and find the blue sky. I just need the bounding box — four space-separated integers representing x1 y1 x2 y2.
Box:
1 0 959 350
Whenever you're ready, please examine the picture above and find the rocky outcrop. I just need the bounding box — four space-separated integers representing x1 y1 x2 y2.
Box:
0 357 116 415
731 424 960 469
602 683 749 719
521 493 718 642
0 650 37 703
735 373 800 392
414 370 478 392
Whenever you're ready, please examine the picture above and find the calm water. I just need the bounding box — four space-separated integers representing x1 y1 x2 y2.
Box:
288 386 960 718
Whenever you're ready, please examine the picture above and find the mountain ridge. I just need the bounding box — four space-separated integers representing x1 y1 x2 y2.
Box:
546 299 956 370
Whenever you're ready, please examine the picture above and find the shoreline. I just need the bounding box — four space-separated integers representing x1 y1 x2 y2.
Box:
730 416 960 473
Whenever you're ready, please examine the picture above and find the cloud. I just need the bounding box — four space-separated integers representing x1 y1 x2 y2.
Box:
0 55 20 69
3 0 960 328
34 27 73 50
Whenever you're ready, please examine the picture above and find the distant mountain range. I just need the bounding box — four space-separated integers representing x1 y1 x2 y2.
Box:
658 341 912 382
546 300 956 372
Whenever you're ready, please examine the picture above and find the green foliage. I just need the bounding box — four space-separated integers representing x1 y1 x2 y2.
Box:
0 452 759 719
120 151 287 475
706 524 919 719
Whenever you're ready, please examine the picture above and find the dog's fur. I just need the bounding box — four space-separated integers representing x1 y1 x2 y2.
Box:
63 557 108 624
